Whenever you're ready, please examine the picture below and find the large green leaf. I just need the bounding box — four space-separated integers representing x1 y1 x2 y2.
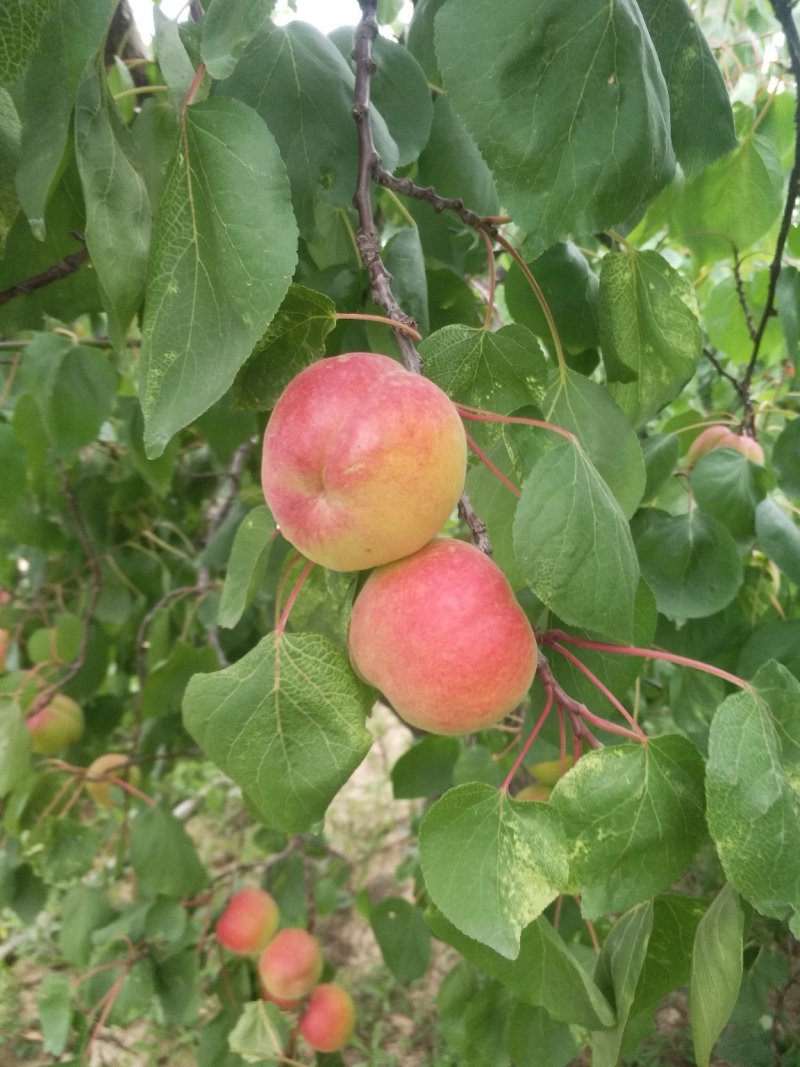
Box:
140 97 298 457
690 449 767 540
591 903 654 1067
513 440 639 642
183 632 373 832
217 21 397 234
637 0 736 176
18 334 118 458
419 783 568 959
543 370 645 518
706 662 800 922
690 884 744 1067
370 898 431 982
75 61 151 350
427 908 615 1031
218 507 276 629
200 0 274 80
0 0 54 84
755 497 800 584
435 0 675 256
0 697 31 797
130 805 209 899
634 509 743 620
0 90 20 257
415 95 498 217
549 735 706 918
14 0 116 233
773 418 800 499
232 285 336 410
600 249 702 425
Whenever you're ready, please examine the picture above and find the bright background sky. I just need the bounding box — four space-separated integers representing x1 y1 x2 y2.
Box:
128 0 413 42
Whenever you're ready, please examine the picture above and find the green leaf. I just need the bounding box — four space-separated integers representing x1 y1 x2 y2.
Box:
232 285 336 410
183 632 373 832
391 735 460 799
330 30 433 168
370 897 432 982
631 894 707 1017
600 249 702 425
641 433 680 502
777 267 800 365
0 698 30 796
142 641 219 719
74 60 151 350
201 0 274 80
690 449 767 540
14 0 116 233
543 370 645 518
671 135 784 259
738 620 800 681
438 975 512 1067
217 21 398 235
420 323 547 428
0 90 21 257
435 0 675 256
419 782 568 959
153 8 196 102
466 440 526 590
690 884 744 1067
634 509 743 620
18 334 118 457
755 497 800 584
504 241 600 357
228 1001 291 1062
39 973 72 1057
591 903 654 1067
130 804 209 898
773 418 800 499
549 735 706 918
156 950 200 1027
406 0 446 88
506 1003 582 1067
427 908 615 1030
637 0 736 176
706 662 800 922
218 507 276 629
0 0 54 83
513 440 639 642
416 95 498 217
140 96 298 457
58 886 114 967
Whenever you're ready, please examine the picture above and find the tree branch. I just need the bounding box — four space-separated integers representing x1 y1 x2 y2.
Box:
0 240 88 308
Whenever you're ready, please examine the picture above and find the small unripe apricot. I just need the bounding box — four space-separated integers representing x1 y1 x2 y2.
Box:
515 783 552 803
299 982 355 1053
27 693 84 754
528 756 574 786
258 928 323 1001
261 353 467 571
84 753 141 807
216 888 280 955
348 538 538 735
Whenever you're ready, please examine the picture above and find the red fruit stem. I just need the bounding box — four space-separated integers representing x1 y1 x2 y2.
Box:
182 62 206 110
273 552 304 630
557 701 568 776
537 656 603 750
501 681 554 793
275 560 315 635
544 630 751 691
464 429 521 497
335 312 422 342
457 403 576 443
550 641 648 743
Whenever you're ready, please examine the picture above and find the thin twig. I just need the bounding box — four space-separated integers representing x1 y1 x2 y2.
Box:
0 241 88 307
732 246 758 342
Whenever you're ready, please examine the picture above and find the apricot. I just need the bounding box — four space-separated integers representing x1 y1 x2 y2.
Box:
260 353 467 571
515 783 552 802
26 692 84 754
216 887 280 955
84 753 142 807
528 756 574 786
687 424 764 467
299 982 355 1053
348 538 538 735
258 928 323 1001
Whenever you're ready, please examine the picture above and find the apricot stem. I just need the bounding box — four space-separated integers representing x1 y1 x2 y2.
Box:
275 560 315 636
550 641 648 743
501 682 554 793
457 403 576 443
335 312 422 342
464 430 521 497
544 630 751 691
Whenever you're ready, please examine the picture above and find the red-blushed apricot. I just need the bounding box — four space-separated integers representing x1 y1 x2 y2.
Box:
258 928 323 1000
687 424 764 468
348 538 538 735
26 692 84 754
216 888 280 955
299 983 355 1053
258 975 300 1010
84 753 142 808
260 353 467 571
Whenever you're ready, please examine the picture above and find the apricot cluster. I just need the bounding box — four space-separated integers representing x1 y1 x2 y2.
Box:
215 889 355 1053
261 353 538 736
